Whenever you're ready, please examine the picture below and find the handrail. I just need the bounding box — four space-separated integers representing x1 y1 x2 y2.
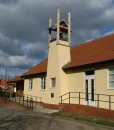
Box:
21 94 42 103
69 92 114 96
59 92 114 110
59 92 69 98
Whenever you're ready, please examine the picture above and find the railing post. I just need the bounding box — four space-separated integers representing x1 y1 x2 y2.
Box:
79 92 80 104
23 96 24 105
87 93 89 106
19 95 20 104
60 96 62 103
97 94 99 108
27 97 28 107
15 96 16 102
32 100 33 109
36 96 37 102
69 92 70 104
109 95 111 110
12 96 13 102
40 97 42 103
30 98 33 109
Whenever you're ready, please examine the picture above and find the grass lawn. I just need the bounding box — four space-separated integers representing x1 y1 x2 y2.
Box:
52 111 114 128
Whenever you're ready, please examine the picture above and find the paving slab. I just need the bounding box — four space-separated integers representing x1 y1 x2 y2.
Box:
0 104 113 130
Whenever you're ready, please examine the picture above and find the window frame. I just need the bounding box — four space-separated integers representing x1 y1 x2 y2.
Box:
29 78 33 90
40 77 46 90
51 78 56 88
109 67 114 89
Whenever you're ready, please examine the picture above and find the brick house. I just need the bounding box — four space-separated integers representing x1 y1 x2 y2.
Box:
7 75 24 96
0 80 7 90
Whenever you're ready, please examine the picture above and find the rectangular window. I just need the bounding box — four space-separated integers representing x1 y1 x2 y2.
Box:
29 78 33 90
51 78 56 87
109 67 114 89
85 70 94 75
51 93 54 98
91 79 94 101
41 77 46 90
85 80 88 101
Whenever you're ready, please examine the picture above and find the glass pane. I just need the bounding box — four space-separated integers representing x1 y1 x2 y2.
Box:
109 74 114 81
51 78 56 87
91 79 94 101
41 77 46 89
44 78 46 89
41 78 43 89
109 81 114 88
109 67 114 74
85 70 94 75
85 80 88 87
91 79 94 87
85 80 88 101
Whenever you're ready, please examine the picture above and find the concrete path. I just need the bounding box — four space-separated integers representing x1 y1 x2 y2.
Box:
33 103 59 114
0 104 113 130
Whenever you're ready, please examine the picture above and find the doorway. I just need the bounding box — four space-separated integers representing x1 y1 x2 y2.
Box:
85 71 95 106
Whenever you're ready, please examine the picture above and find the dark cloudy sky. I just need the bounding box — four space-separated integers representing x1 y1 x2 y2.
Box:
0 0 114 79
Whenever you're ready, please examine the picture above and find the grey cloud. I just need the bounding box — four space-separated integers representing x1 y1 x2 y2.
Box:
0 50 9 66
0 0 19 4
0 0 114 75
23 42 47 59
0 0 48 43
0 33 23 56
9 56 36 69
0 49 35 70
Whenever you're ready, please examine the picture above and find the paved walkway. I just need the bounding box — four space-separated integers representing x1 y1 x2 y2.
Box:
0 104 113 130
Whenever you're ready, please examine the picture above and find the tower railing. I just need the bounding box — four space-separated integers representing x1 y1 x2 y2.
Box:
50 37 68 43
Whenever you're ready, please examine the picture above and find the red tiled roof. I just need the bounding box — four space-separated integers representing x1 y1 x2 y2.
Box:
7 75 24 83
0 80 6 89
23 33 114 76
64 33 114 69
23 59 48 76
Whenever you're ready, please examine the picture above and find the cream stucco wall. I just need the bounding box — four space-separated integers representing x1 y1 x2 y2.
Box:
45 40 71 104
67 72 84 92
95 68 114 109
24 40 71 105
24 78 46 101
95 68 114 95
64 68 114 110
65 71 84 104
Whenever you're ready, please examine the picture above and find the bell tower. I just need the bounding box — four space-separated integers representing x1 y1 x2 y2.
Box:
48 8 71 47
46 8 71 104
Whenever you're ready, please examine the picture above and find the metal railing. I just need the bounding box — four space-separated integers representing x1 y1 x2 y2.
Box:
59 92 114 110
0 91 42 109
9 95 34 109
23 94 42 104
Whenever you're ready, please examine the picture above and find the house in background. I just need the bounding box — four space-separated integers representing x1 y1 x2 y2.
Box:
23 9 114 110
7 75 24 96
0 79 7 90
0 79 7 97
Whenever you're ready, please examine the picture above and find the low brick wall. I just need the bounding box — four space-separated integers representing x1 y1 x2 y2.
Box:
0 97 22 106
59 103 114 119
43 103 59 110
0 98 31 108
0 98 7 103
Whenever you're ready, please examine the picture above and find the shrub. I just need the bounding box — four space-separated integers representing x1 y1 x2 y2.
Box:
0 88 5 97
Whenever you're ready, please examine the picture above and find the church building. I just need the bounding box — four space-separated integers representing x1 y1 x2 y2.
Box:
23 9 114 110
